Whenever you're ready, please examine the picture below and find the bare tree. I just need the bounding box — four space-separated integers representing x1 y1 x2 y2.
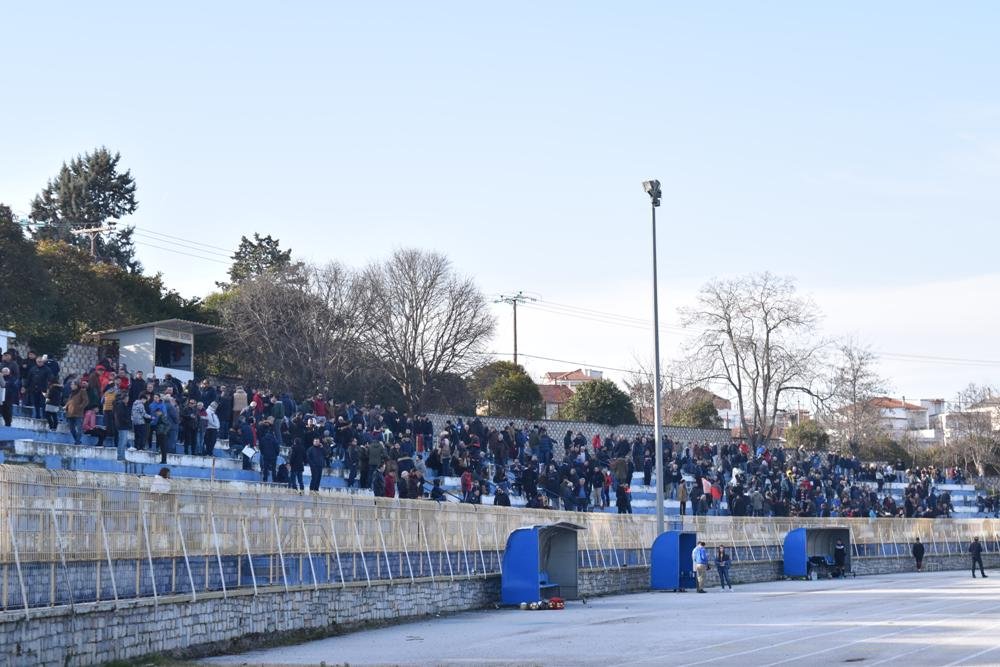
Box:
624 354 658 425
820 341 890 452
220 262 367 396
948 383 1000 477
678 272 826 442
360 249 495 412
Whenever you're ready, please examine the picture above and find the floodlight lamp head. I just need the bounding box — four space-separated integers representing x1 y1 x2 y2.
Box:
642 179 662 207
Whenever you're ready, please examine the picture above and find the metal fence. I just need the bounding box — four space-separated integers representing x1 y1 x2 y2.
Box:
2 465 999 616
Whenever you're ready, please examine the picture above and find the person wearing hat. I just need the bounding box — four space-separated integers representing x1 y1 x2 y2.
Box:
970 537 988 578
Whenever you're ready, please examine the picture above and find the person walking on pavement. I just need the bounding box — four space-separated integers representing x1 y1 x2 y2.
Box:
912 538 925 572
692 541 709 593
970 536 988 578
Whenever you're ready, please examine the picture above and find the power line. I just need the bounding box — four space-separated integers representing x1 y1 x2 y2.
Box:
131 225 234 253
519 301 689 334
132 230 233 258
133 240 231 264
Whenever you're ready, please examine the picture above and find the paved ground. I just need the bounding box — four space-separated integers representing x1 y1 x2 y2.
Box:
203 570 1000 666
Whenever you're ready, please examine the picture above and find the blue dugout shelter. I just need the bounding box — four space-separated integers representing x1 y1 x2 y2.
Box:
783 527 851 578
501 522 585 605
650 531 698 591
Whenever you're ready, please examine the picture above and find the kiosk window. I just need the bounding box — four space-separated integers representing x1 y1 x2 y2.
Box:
154 338 192 371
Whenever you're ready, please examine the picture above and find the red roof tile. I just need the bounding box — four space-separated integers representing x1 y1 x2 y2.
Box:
538 384 574 404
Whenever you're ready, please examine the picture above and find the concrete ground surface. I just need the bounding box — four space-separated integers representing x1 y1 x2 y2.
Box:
202 570 1000 667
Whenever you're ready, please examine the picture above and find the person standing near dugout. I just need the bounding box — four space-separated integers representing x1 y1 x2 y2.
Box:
912 538 925 572
970 537 988 578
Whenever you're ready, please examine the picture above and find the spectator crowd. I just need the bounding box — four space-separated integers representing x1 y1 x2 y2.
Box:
0 348 971 519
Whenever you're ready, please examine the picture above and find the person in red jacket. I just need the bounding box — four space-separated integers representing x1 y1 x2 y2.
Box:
384 470 396 498
461 470 474 501
312 393 328 419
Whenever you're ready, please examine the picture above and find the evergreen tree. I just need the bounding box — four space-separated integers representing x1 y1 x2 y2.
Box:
30 147 141 273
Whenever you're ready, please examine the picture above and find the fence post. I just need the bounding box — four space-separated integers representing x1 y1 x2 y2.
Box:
399 522 415 582
99 514 119 602
421 519 435 580
241 518 258 595
210 516 227 598
300 519 318 591
596 520 609 570
459 523 473 576
608 523 622 568
6 515 29 620
175 510 197 602
376 518 394 582
439 522 455 581
329 518 345 586
140 506 158 606
272 514 289 592
353 522 371 586
475 524 487 576
492 522 503 575
48 506 76 612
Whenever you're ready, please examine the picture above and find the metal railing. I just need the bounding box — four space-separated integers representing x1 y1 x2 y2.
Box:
2 465 998 615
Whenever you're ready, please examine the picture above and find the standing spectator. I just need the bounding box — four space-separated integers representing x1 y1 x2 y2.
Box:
203 401 220 455
64 380 88 445
833 538 847 577
715 546 733 590
113 392 131 461
231 386 248 426
345 439 360 488
131 394 149 451
44 379 63 430
165 396 181 454
289 438 306 491
692 541 709 593
677 481 688 516
970 537 988 578
0 367 15 426
259 421 279 482
180 399 198 455
99 384 117 447
26 355 53 419
371 462 386 498
153 408 170 464
307 438 325 492
217 386 232 437
912 538 925 572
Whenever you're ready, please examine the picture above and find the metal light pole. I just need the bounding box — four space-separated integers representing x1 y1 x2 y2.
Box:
643 179 665 536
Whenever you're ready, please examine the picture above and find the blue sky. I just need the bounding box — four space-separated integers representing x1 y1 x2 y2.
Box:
2 2 999 399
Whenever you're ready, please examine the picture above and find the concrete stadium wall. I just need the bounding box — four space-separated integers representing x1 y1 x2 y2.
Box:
7 552 1000 666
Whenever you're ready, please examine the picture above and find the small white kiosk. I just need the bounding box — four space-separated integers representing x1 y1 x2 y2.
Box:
0 330 15 353
95 319 223 383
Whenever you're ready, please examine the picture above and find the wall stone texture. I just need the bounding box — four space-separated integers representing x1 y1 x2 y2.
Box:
4 552 1000 666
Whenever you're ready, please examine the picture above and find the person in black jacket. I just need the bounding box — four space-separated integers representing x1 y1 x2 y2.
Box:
289 438 306 491
26 356 53 419
912 538 925 571
970 537 988 578
258 422 279 483
306 438 325 492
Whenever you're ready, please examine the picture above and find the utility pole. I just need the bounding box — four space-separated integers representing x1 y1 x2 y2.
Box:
69 224 115 258
495 292 536 366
